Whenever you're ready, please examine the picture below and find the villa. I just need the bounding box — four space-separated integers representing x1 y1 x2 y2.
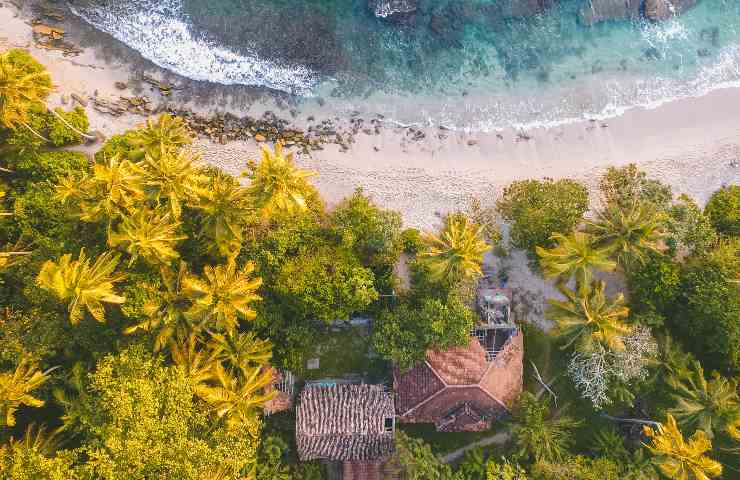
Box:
393 288 523 431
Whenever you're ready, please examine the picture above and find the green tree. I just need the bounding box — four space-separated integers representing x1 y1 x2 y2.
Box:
546 279 631 353
184 261 262 334
598 164 673 212
643 414 722 480
55 155 144 223
108 208 186 267
0 426 78 480
36 249 126 324
496 178 589 255
666 194 718 255
536 231 616 287
129 113 192 160
419 213 490 283
510 392 581 463
704 185 739 237
668 360 740 441
392 431 452 480
195 173 252 259
72 345 261 479
531 455 624 480
486 459 528 480
244 142 316 218
274 246 377 323
0 358 53 427
372 296 475 370
585 202 667 268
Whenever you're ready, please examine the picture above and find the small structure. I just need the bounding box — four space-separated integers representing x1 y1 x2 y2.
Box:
296 384 395 467
394 288 523 432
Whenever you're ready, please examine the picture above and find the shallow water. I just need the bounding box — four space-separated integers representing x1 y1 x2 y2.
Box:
68 0 740 130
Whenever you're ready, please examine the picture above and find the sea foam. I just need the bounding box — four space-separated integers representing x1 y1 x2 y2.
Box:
68 0 318 95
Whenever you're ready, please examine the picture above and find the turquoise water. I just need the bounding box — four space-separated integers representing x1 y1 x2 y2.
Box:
68 0 740 130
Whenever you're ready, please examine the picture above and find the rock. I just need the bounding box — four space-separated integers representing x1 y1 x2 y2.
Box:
502 0 557 18
60 94 68 105
254 133 267 142
579 0 641 26
697 48 711 57
467 139 478 146
32 24 64 37
114 81 128 90
71 93 88 107
369 0 417 19
645 0 698 22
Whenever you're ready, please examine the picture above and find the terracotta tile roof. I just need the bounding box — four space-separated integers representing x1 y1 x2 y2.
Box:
341 459 402 480
264 368 293 415
296 384 395 462
394 331 523 432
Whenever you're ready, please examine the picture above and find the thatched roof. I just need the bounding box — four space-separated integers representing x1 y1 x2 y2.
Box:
296 384 395 462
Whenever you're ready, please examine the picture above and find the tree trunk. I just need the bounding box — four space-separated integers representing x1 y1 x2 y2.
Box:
21 121 50 143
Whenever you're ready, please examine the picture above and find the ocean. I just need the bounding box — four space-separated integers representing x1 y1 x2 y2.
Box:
67 0 740 131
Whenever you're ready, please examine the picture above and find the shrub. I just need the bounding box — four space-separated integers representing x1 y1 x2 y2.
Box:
704 185 739 236
599 164 673 211
400 228 424 255
273 246 378 323
496 178 588 256
47 106 89 146
626 252 681 314
666 194 718 255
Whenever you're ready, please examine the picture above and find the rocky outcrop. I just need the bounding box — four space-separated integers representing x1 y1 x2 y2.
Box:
644 0 698 21
369 0 418 19
501 0 558 18
580 0 699 25
579 0 641 26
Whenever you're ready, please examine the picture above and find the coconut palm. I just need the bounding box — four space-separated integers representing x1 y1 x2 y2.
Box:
124 262 199 352
536 231 616 287
170 333 215 389
419 213 490 283
0 358 54 427
51 362 88 435
546 279 631 353
643 414 722 480
183 261 262 334
108 208 186 267
36 248 126 324
0 49 94 141
197 361 274 430
194 173 253 259
668 360 740 440
56 155 144 223
129 113 192 160
511 392 581 463
244 142 316 218
585 202 667 268
7 424 61 456
208 331 272 375
138 149 206 218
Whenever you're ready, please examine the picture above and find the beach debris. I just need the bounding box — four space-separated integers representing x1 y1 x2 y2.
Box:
71 93 88 107
254 133 267 142
467 139 478 146
142 74 178 96
32 24 64 39
60 94 68 105
516 131 532 142
31 20 82 57
114 81 128 90
91 94 153 116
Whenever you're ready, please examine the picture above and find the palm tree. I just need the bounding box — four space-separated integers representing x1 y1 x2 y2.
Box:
511 392 581 463
244 142 316 218
208 331 272 375
536 231 616 287
108 208 186 267
419 213 490 283
124 262 199 352
668 360 740 440
0 49 51 141
183 261 262 334
138 149 205 218
194 174 253 259
585 202 667 268
129 113 192 160
56 155 144 223
0 358 54 427
0 49 94 141
170 333 215 389
643 414 722 480
7 424 60 456
546 279 631 353
36 248 126 324
197 361 274 430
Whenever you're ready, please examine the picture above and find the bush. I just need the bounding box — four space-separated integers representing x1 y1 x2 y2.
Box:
496 178 588 256
9 150 88 188
599 164 673 211
273 246 378 323
47 106 89 146
372 295 474 370
666 194 718 255
94 130 140 162
626 252 680 314
400 228 424 255
704 185 739 236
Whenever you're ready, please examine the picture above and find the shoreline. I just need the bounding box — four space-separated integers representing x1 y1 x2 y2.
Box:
2 2 738 228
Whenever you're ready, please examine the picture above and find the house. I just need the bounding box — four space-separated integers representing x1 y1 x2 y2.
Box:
296 384 398 479
263 368 295 415
393 288 523 432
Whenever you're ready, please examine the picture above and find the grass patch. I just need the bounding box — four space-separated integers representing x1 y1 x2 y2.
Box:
400 423 505 456
300 326 388 382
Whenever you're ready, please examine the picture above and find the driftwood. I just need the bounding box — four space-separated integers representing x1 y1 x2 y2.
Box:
531 360 559 406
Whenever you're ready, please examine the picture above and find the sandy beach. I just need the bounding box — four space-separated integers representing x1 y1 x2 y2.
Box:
1 3 738 229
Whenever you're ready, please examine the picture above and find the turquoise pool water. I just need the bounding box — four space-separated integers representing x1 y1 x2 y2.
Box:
68 0 740 130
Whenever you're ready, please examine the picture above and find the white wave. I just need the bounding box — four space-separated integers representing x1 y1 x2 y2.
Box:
68 0 318 95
